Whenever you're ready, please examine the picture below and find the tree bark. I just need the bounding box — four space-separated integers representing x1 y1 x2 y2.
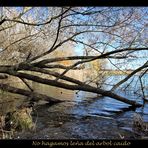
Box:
0 63 142 107
0 83 62 104
4 70 142 107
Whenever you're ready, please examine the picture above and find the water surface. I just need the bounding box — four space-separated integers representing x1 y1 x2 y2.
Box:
0 74 148 139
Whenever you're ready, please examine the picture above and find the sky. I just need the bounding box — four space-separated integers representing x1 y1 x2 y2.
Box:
73 7 148 70
74 43 148 70
1 7 147 71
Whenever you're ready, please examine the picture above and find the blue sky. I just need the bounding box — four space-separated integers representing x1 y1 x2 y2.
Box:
2 7 147 70
72 7 148 70
74 43 148 70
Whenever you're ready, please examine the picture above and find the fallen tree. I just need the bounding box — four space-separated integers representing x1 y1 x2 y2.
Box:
0 7 147 108
0 62 142 107
0 83 61 104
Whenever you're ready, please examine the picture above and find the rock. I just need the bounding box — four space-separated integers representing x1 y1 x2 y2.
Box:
133 113 148 133
5 107 35 131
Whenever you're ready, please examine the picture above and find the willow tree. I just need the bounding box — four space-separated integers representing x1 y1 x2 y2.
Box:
0 7 147 107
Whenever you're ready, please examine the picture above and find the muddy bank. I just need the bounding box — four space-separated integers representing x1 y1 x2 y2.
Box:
13 101 148 139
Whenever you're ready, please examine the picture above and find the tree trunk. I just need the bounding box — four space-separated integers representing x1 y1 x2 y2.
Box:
0 83 62 104
0 65 142 107
8 71 142 107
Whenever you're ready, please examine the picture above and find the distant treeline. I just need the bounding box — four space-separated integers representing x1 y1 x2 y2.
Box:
100 70 147 75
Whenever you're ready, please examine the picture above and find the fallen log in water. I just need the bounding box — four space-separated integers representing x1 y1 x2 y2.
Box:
0 83 62 104
0 64 142 107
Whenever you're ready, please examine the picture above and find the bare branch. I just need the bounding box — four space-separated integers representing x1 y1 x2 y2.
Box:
0 66 142 107
19 78 34 92
55 48 148 81
0 7 71 26
139 69 148 101
0 83 61 103
111 61 148 91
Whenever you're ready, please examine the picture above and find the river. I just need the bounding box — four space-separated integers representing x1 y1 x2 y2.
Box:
0 74 148 139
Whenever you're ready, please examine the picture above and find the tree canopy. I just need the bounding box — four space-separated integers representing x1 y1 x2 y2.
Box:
0 7 147 107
